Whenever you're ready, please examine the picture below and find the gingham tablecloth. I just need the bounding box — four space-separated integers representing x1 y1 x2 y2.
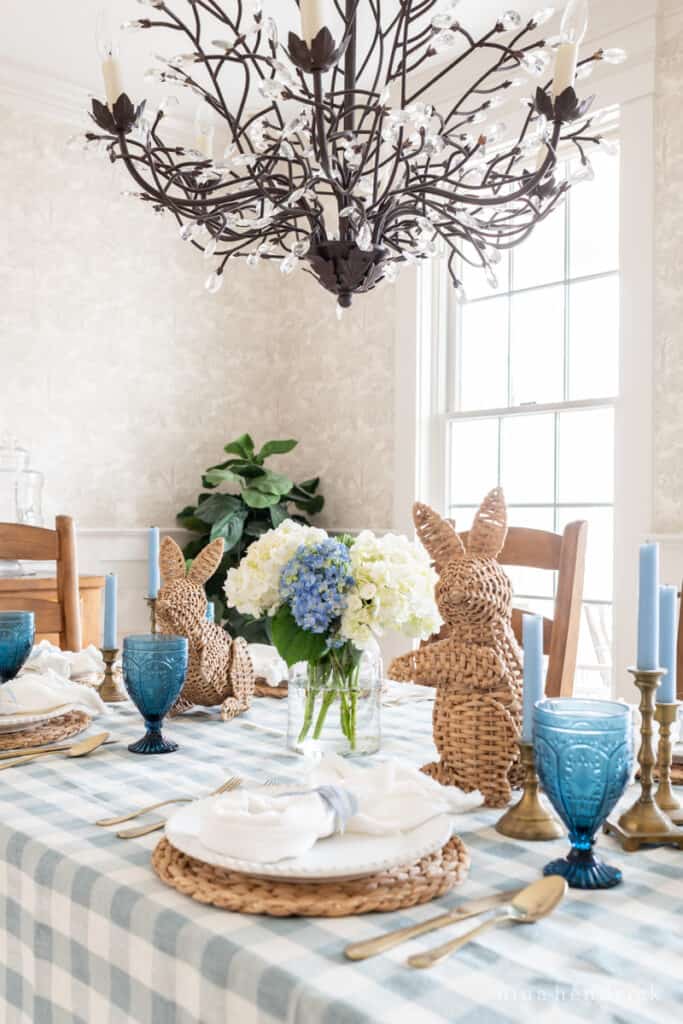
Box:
0 689 681 1024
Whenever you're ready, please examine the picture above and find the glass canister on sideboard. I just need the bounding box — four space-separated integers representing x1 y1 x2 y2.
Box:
0 438 45 578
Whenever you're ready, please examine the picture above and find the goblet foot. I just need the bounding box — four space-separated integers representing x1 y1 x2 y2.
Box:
543 847 622 890
128 729 178 755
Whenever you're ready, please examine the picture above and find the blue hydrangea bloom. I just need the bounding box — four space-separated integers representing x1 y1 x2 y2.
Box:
280 539 355 635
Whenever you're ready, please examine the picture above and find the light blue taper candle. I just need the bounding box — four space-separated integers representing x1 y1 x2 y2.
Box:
206 601 215 623
103 573 118 649
658 585 678 704
637 543 660 671
148 527 160 599
522 614 544 743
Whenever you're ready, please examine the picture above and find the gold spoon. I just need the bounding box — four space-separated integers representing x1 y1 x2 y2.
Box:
407 875 568 969
0 732 110 770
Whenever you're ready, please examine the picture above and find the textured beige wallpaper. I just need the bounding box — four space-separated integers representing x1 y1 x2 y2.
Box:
654 0 683 532
0 102 396 531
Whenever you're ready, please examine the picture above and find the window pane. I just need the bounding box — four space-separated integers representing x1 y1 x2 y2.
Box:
506 507 555 531
558 506 613 602
458 297 508 411
448 506 477 533
574 604 613 698
510 286 564 405
460 250 510 302
449 418 499 505
512 205 565 291
568 275 619 400
569 151 619 278
500 413 554 504
558 407 614 504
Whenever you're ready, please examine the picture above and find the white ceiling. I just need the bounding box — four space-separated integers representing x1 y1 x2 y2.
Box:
1 0 548 109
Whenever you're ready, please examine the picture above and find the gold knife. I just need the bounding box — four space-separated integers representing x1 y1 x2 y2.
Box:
344 888 523 961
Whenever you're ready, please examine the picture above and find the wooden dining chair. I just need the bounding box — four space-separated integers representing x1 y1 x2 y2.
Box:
0 516 82 651
459 521 588 698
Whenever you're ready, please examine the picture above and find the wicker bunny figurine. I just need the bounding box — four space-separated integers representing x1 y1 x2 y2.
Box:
389 488 523 807
156 537 255 721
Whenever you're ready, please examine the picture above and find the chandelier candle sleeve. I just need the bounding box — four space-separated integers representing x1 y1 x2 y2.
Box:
300 0 326 45
148 527 160 600
658 586 678 704
103 573 118 650
522 614 544 743
552 0 589 96
637 544 660 672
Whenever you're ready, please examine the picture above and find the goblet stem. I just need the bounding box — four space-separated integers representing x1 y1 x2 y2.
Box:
128 716 178 755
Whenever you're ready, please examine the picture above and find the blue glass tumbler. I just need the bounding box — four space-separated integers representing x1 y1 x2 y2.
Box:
0 611 35 683
122 634 188 755
534 698 633 889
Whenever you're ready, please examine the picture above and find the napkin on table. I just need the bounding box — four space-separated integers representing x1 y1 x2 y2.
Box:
0 669 106 718
199 754 483 863
24 640 105 682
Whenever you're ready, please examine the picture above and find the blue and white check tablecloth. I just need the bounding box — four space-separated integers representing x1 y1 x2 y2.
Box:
0 689 681 1024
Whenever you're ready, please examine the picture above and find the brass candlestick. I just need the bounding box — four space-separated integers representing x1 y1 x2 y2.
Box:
146 597 158 634
98 648 126 703
655 702 682 819
604 669 683 851
496 741 563 841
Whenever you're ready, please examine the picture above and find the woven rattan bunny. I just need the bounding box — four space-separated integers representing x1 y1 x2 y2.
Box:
389 489 523 807
156 537 255 721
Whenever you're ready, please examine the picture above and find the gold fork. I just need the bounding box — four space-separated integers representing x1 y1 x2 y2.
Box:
115 776 242 839
97 776 240 827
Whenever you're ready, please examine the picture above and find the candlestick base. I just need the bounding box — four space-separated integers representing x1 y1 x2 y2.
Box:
605 668 683 850
495 741 563 841
98 648 126 703
654 703 682 815
146 597 158 635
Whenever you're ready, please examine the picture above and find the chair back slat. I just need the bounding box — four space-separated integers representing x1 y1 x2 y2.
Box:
0 524 58 562
0 516 81 651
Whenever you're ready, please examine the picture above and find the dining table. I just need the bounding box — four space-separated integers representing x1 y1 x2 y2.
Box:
0 686 681 1024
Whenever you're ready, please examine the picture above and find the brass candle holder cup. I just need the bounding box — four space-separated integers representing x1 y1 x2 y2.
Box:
496 740 563 841
604 669 683 851
655 702 682 823
98 648 126 703
146 597 158 635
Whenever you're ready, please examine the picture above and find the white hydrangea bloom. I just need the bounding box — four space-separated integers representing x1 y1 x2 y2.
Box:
340 531 442 649
225 519 327 618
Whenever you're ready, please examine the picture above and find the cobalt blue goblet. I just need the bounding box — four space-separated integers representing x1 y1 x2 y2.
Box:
534 698 633 889
122 634 188 755
0 611 35 683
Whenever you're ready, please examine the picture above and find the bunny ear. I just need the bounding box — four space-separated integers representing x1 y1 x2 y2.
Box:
187 538 225 586
413 502 465 571
159 537 186 583
468 487 508 557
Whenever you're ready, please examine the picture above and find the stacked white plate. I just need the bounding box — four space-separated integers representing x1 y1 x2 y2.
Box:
0 704 81 734
165 785 453 883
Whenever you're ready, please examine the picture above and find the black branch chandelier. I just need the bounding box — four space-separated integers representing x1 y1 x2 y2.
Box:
83 0 625 310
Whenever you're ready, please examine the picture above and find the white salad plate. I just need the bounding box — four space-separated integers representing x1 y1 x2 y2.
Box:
165 792 452 883
0 704 77 733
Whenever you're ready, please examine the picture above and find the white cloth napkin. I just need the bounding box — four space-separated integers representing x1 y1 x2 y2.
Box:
24 641 105 682
247 644 288 686
199 754 483 863
0 669 106 718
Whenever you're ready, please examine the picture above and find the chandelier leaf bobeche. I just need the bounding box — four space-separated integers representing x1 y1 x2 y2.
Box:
84 0 625 310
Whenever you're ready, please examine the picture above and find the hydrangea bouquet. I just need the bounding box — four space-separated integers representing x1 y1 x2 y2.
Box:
225 520 441 751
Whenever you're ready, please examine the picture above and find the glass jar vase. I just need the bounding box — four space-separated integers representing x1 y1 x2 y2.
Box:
287 647 382 757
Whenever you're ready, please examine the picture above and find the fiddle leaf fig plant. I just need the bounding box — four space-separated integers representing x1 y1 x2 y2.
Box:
177 434 324 642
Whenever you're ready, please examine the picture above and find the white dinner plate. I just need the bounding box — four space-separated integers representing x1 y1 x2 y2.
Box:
165 791 453 883
0 704 80 733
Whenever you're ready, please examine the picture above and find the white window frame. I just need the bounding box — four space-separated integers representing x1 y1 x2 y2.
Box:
393 11 657 699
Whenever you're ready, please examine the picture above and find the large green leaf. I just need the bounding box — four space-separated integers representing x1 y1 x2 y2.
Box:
223 461 267 479
295 477 320 494
241 487 281 509
203 467 243 488
210 506 248 548
270 502 290 528
176 507 207 533
244 517 272 538
224 433 255 459
249 470 293 496
271 606 327 666
257 439 298 460
196 493 243 524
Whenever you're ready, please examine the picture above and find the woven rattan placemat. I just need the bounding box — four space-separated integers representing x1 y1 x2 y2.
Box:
0 710 91 751
152 835 470 917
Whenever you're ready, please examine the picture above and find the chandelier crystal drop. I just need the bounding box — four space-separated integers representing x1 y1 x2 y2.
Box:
84 0 622 308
